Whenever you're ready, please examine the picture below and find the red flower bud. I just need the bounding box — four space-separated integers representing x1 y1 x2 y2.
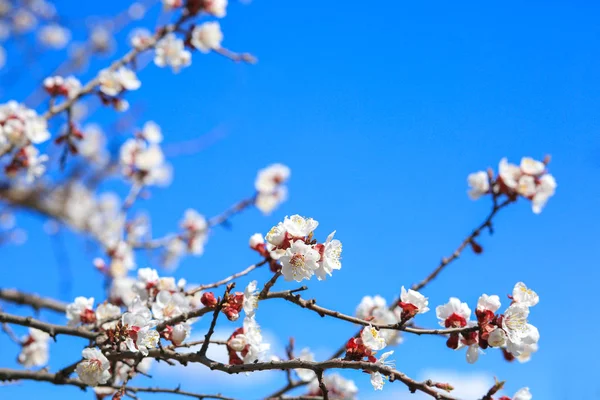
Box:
201 292 218 307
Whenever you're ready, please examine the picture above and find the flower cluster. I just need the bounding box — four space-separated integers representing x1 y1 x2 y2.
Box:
226 315 270 364
119 121 172 186
73 267 205 386
0 101 50 181
468 157 556 213
264 215 342 282
254 163 290 214
98 66 141 111
355 290 426 346
43 75 81 98
436 282 539 364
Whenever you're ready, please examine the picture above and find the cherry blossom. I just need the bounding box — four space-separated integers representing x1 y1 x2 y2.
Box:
255 163 290 214
0 101 50 146
243 280 259 316
154 33 191 72
370 350 394 391
355 295 403 345
66 296 96 326
361 325 387 351
151 290 189 320
37 23 70 49
307 373 358 400
294 348 316 382
43 75 81 98
512 282 539 307
76 348 111 386
399 286 429 317
191 22 223 53
502 303 531 346
477 294 501 313
203 0 228 17
98 67 140 97
280 240 321 282
436 297 471 328
17 328 49 368
241 316 270 363
315 231 342 280
467 171 490 199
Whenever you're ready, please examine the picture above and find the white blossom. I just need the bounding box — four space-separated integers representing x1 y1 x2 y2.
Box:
513 387 532 400
126 326 160 356
243 280 259 316
400 286 429 314
280 240 320 282
361 325 387 351
18 328 50 368
151 290 189 320
191 22 223 53
95 303 121 328
283 214 319 238
498 157 521 190
249 233 264 249
294 348 316 382
520 157 545 176
66 296 95 326
436 297 471 327
38 24 70 49
255 188 288 214
0 101 50 145
76 348 111 386
315 231 342 280
171 323 190 345
467 171 489 199
203 0 228 17
532 174 556 214
370 351 394 391
242 316 270 363
154 33 191 72
502 303 531 345
487 327 507 347
308 373 358 400
512 282 539 307
476 294 501 313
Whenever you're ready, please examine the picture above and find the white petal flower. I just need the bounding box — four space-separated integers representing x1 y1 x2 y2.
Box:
467 171 490 200
356 295 387 320
154 33 191 72
95 303 121 328
255 187 287 214
203 0 228 17
520 157 545 176
242 316 270 363
191 22 223 53
294 348 316 382
135 326 160 356
152 290 189 320
38 24 70 49
280 240 321 282
361 325 387 351
502 304 531 344
466 344 480 364
76 348 111 386
116 67 141 91
283 215 318 238
265 222 286 247
98 69 123 96
487 327 507 347
141 121 163 143
499 157 521 190
18 329 50 368
315 231 342 280
66 296 95 326
476 294 501 313
400 286 429 314
517 175 536 197
243 280 259 316
513 387 532 400
171 323 190 346
512 282 539 307
532 174 556 214
249 233 264 249
436 297 471 327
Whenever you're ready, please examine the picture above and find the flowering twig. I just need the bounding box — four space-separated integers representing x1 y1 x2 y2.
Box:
0 312 97 340
199 283 234 357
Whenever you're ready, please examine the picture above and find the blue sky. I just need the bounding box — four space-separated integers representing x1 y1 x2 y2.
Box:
1 0 600 399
